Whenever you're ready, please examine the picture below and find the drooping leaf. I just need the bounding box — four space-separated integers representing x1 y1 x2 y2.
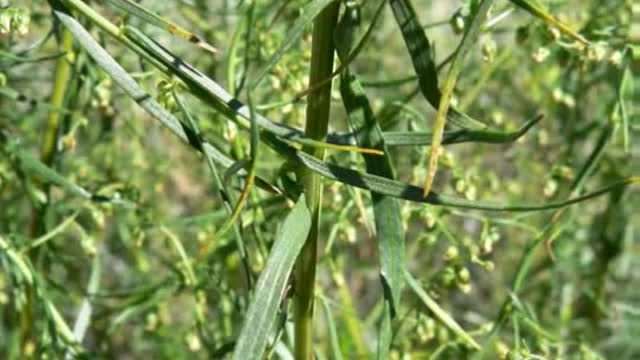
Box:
262 132 639 211
388 0 486 130
57 7 638 214
122 26 380 156
358 114 542 146
617 51 633 152
55 10 242 174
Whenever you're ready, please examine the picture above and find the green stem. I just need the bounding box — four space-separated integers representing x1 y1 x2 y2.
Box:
293 3 339 359
41 29 74 166
27 26 74 236
22 26 74 358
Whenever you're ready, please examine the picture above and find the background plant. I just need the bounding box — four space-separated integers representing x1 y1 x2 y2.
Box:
0 0 638 359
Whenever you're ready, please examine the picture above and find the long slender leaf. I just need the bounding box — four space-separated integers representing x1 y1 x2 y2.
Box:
110 20 532 151
376 301 392 360
617 51 633 152
55 11 236 167
65 252 101 360
509 0 588 44
328 114 543 147
123 26 380 156
336 5 404 357
262 132 639 211
104 0 220 54
337 0 405 317
232 196 311 360
54 9 280 198
421 0 494 197
405 271 480 350
388 0 486 130
57 7 638 214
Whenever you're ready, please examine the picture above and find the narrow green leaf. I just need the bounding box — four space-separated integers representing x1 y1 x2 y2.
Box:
25 210 81 251
232 196 311 360
2 137 91 200
388 0 486 129
104 0 220 54
262 132 639 211
57 7 636 214
376 302 392 360
320 295 343 360
487 122 620 342
66 252 101 360
422 0 494 197
55 11 242 175
0 236 34 285
212 1 259 239
405 271 480 350
172 90 250 266
336 1 405 317
509 0 589 44
123 26 378 156
333 113 542 147
251 0 335 87
617 51 633 153
335 6 403 357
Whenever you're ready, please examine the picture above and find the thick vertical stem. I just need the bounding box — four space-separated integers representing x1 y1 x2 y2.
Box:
293 3 339 359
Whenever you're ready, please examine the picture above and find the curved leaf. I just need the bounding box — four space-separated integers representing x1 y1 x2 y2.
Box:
263 132 639 212
388 0 486 129
421 0 494 197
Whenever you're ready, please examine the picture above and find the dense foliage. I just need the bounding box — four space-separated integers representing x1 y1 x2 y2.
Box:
0 0 638 359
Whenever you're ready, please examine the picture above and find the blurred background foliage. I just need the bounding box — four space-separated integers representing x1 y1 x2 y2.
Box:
0 0 639 359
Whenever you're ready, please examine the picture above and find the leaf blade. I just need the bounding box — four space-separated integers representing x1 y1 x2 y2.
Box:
405 271 480 350
336 1 405 317
232 196 311 360
104 0 220 54
509 0 589 44
388 0 486 129
422 0 495 197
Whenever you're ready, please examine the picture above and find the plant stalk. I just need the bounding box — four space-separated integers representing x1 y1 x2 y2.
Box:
22 27 74 357
293 3 339 359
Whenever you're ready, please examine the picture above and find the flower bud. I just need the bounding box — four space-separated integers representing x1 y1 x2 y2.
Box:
13 10 30 36
450 12 465 34
444 246 459 261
